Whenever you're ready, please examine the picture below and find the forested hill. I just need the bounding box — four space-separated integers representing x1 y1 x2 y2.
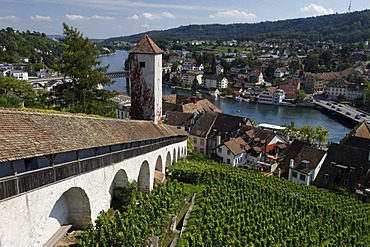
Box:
105 10 370 44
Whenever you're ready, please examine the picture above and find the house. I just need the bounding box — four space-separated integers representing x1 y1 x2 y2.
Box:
258 87 285 104
313 143 370 194
274 67 289 78
236 125 287 169
10 70 28 80
278 79 300 99
189 112 252 155
216 64 224 76
162 94 222 114
182 71 203 88
163 111 198 132
303 72 342 94
278 140 327 185
325 79 347 100
202 74 228 89
110 94 131 120
340 121 370 151
215 137 248 166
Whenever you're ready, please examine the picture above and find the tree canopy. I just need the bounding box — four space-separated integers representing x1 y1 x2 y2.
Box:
53 23 116 117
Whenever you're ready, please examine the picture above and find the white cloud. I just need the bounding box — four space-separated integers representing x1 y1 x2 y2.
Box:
142 12 158 20
0 16 19 20
30 15 52 21
301 4 334 15
65 14 88 21
91 15 115 20
65 14 114 21
128 14 139 20
209 10 257 20
141 12 176 20
161 12 175 19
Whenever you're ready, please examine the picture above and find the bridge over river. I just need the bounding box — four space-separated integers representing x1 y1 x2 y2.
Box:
0 108 187 247
314 100 370 124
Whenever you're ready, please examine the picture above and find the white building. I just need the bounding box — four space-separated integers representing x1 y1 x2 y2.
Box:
203 75 228 89
258 87 285 104
215 137 247 166
10 70 28 80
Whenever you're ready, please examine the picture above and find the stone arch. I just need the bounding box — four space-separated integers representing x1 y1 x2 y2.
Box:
138 160 150 193
165 151 171 168
109 169 129 209
155 155 163 172
173 148 177 163
49 187 91 229
154 155 165 184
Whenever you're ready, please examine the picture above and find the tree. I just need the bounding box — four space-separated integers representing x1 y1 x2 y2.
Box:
315 125 329 147
0 76 36 107
295 90 307 103
53 23 115 116
299 125 315 144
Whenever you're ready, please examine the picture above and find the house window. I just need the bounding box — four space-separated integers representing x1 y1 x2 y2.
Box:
218 148 222 153
193 137 197 144
344 179 350 185
227 159 231 164
325 174 330 180
292 171 297 178
194 147 197 152
299 174 306 181
200 139 204 146
139 62 146 68
200 148 204 153
227 150 231 155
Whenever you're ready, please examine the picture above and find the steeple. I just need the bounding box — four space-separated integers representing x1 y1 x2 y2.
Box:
129 35 164 54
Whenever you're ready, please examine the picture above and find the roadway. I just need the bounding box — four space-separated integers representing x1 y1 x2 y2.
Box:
314 100 370 124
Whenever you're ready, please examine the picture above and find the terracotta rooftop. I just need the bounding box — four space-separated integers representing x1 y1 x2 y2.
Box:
0 108 186 162
223 137 247 155
129 35 164 54
278 140 326 178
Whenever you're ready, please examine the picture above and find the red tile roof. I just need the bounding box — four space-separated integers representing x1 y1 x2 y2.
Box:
0 108 186 162
129 35 164 54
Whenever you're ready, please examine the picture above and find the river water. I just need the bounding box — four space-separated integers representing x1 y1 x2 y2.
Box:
98 50 351 143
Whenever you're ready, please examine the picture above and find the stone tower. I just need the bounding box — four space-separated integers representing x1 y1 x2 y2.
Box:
129 35 164 124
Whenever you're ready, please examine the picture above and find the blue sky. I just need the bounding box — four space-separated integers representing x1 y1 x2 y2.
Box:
0 0 369 39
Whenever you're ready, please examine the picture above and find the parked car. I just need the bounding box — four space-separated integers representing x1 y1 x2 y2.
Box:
346 111 351 115
355 114 361 119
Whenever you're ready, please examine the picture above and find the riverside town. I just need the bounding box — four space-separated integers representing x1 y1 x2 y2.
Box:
1 7 370 247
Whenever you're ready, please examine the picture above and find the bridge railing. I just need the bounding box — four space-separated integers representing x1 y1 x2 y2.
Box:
0 136 186 201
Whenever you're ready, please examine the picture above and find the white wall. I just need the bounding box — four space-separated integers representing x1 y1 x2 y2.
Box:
0 140 186 247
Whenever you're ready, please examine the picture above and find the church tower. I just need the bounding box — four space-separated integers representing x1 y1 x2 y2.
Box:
129 35 164 124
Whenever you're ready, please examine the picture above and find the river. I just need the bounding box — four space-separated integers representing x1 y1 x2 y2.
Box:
98 50 352 143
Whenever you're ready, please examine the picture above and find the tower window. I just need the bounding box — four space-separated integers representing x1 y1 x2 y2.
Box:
139 62 146 68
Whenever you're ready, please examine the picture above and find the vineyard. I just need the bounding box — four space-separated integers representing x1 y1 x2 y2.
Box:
77 155 370 246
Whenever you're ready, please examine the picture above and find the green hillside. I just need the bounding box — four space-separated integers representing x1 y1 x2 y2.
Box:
105 10 370 44
78 155 370 246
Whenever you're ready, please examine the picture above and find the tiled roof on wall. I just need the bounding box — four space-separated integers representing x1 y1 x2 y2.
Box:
0 108 186 162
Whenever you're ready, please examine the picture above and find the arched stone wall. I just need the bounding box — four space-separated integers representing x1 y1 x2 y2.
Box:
109 169 129 196
138 161 150 193
173 148 177 163
178 147 181 159
165 151 171 168
155 155 163 172
49 187 91 229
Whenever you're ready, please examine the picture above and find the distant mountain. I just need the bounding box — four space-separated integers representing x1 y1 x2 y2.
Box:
104 10 370 44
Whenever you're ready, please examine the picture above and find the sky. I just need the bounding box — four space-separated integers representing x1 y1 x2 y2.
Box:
0 0 369 39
